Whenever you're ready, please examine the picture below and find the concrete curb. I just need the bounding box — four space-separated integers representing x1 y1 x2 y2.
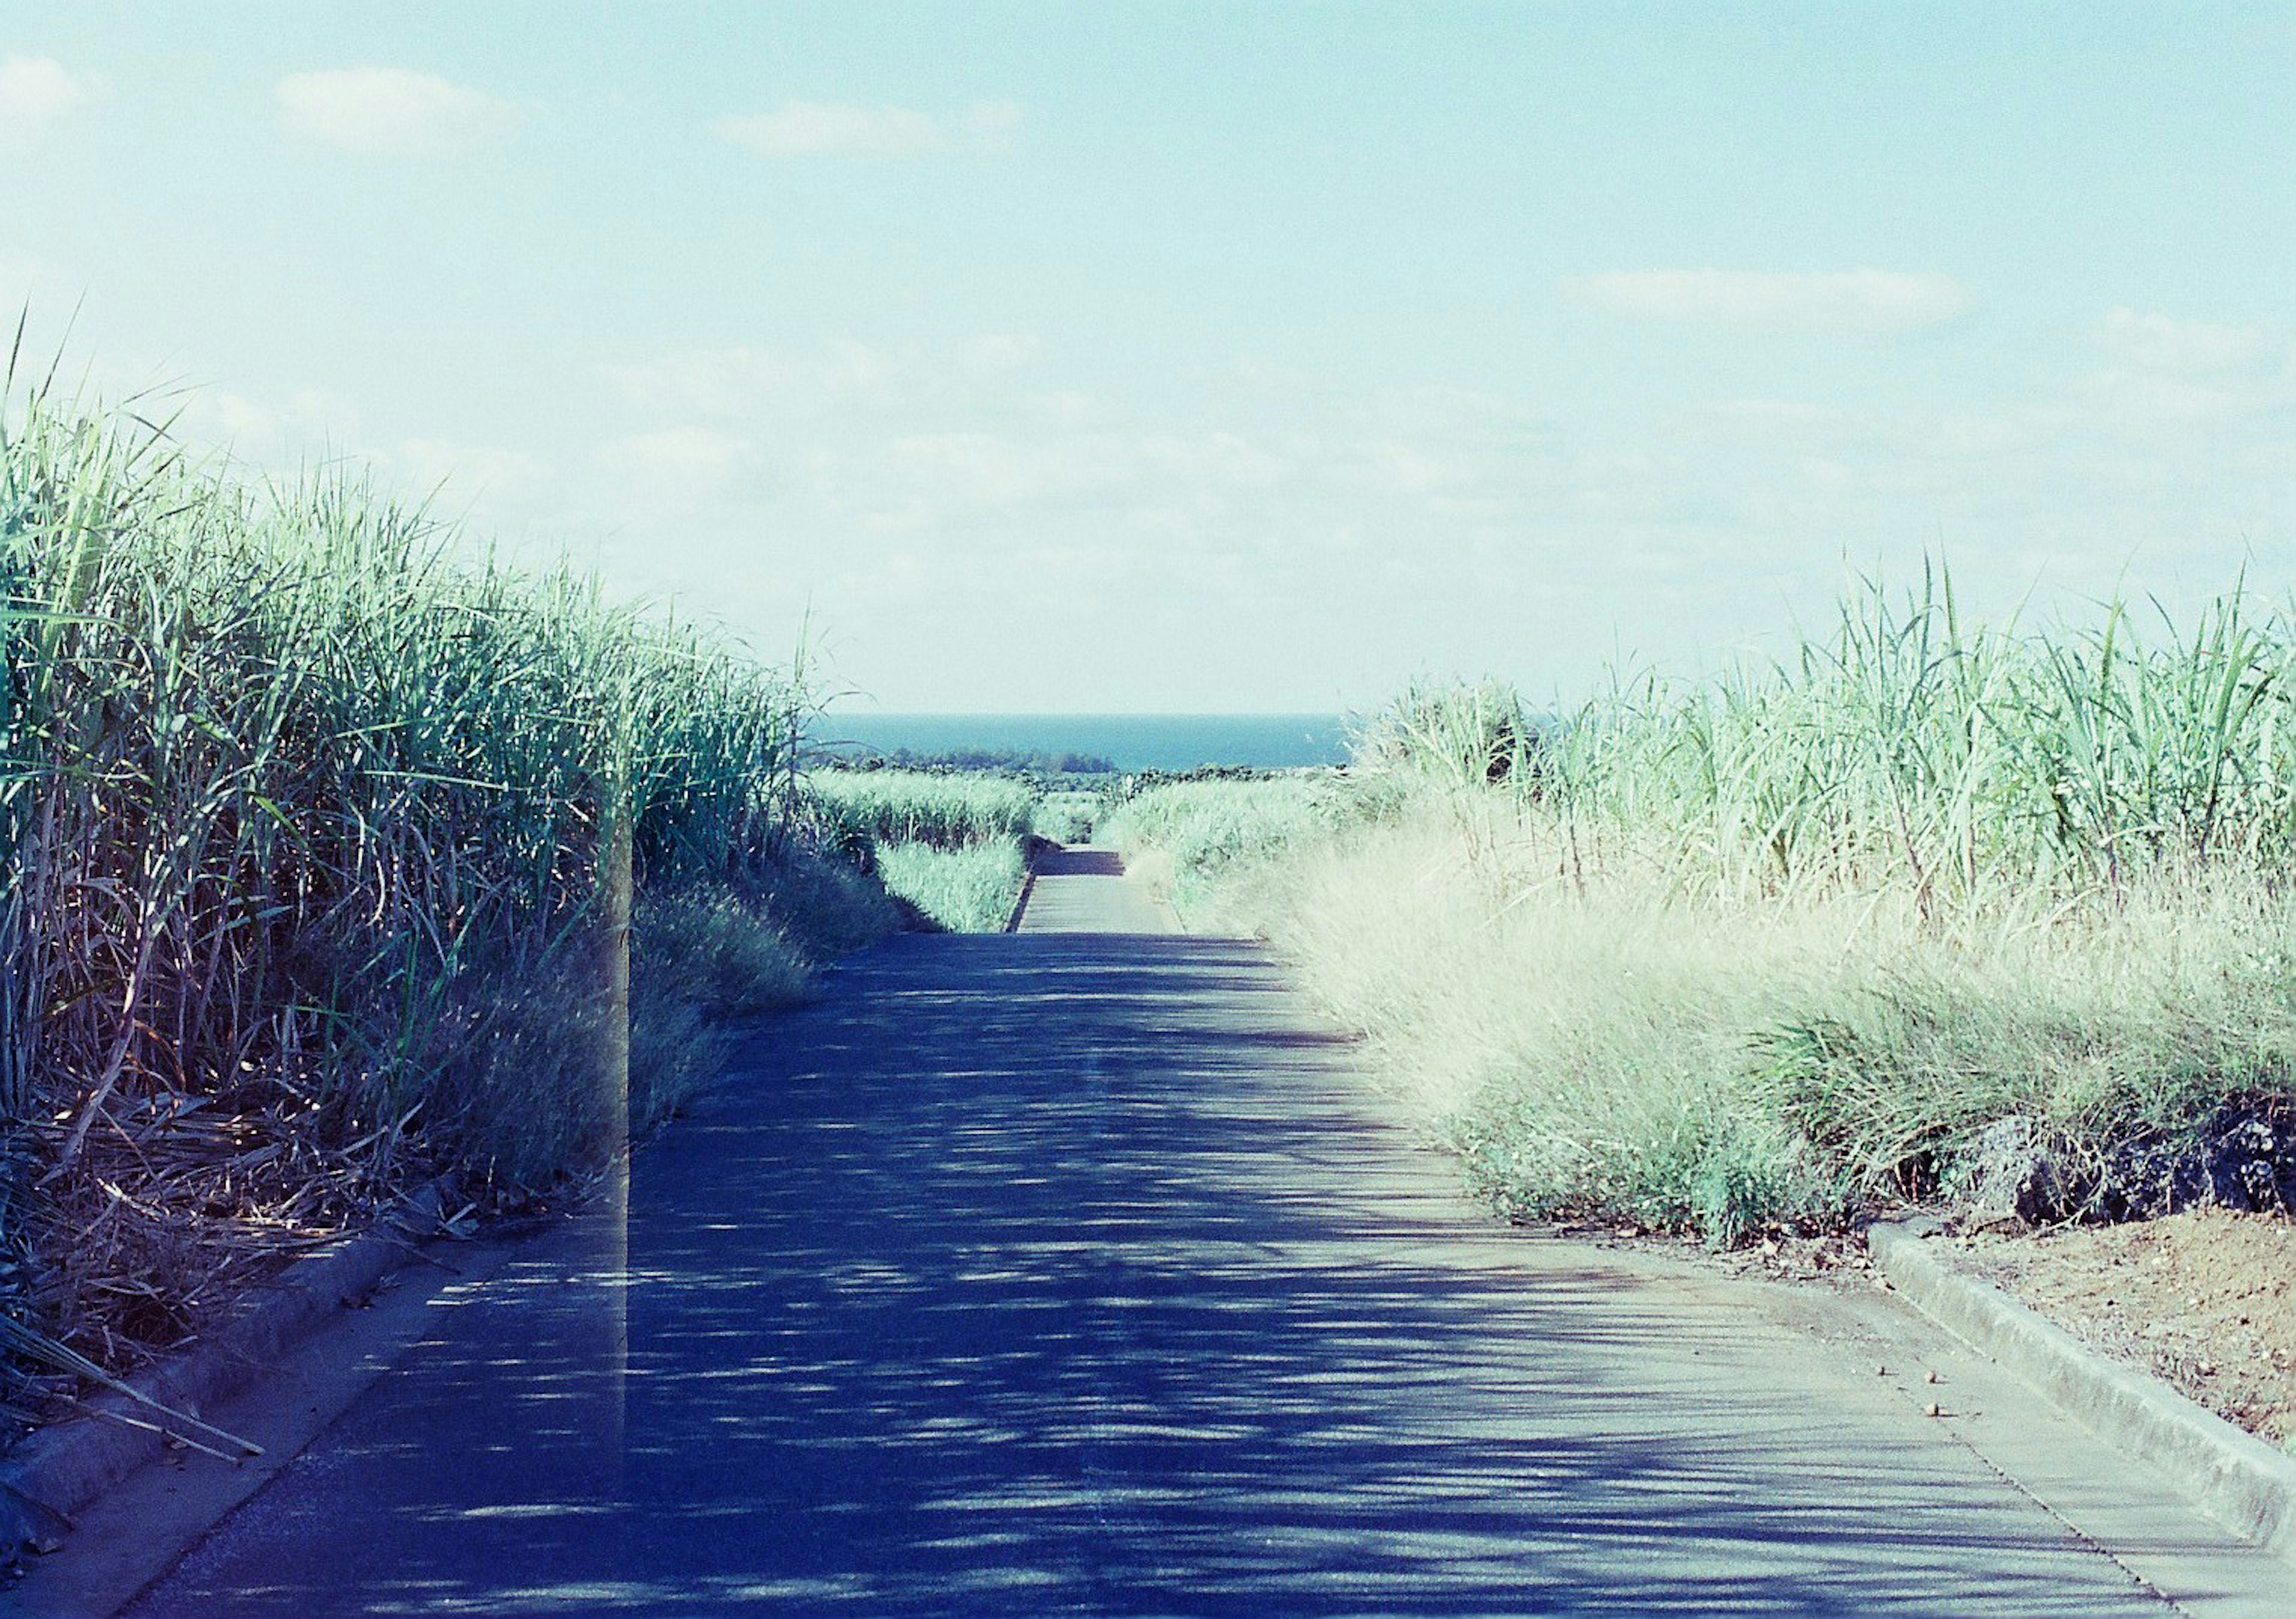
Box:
1868 1217 2296 1562
1003 854 1042 933
0 1184 445 1557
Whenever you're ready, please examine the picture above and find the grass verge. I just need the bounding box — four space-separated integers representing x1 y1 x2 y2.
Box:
1113 574 2296 1248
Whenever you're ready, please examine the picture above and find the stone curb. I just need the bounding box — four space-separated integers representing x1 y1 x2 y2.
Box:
1868 1217 2296 1562
0 1183 445 1557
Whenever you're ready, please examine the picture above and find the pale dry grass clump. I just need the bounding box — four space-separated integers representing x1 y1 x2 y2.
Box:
1116 565 2296 1247
1101 772 1399 926
1235 807 2296 1243
1247 809 1850 1239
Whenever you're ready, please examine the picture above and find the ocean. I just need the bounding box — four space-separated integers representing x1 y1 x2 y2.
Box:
812 713 1353 772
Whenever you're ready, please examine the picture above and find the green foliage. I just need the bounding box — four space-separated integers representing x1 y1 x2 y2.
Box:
0 375 881 1379
1141 566 2296 1245
819 743 1116 775
1100 772 1400 917
874 839 1028 933
802 768 1037 856
1031 790 1100 844
1354 679 1537 789
1525 564 2296 909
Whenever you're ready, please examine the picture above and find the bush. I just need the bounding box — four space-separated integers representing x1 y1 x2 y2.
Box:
874 840 1029 933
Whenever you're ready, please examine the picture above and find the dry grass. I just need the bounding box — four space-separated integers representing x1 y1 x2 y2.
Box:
1114 572 2296 1246
1239 808 2296 1242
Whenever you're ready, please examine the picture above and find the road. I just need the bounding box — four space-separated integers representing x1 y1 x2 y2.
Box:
76 850 2286 1615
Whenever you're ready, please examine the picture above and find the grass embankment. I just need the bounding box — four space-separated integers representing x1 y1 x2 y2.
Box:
0 380 898 1411
1112 577 2296 1247
1099 772 1394 925
804 768 1036 932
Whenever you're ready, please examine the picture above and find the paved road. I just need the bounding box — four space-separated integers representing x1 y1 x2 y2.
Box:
105 855 2274 1615
1014 845 1176 933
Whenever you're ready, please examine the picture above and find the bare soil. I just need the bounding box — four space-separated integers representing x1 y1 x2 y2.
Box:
1950 1209 2296 1449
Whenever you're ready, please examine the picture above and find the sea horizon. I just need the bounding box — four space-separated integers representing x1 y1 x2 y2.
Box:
812 711 1355 772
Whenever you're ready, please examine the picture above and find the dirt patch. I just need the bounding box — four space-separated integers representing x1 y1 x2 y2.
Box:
1950 1209 2296 1448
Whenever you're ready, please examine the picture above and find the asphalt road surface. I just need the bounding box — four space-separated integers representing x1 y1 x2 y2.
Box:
105 851 2275 1616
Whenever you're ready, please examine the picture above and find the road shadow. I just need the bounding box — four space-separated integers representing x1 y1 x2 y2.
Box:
1031 847 1126 878
128 933 2185 1617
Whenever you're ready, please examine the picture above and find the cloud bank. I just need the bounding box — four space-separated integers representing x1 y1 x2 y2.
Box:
276 68 519 157
0 55 99 149
1565 268 1973 334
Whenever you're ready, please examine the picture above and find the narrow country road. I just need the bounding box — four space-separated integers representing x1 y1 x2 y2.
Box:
96 850 2271 1615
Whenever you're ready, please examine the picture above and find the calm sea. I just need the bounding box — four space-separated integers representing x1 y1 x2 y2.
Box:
814 713 1352 772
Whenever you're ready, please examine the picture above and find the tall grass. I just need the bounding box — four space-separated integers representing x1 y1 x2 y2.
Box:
1530 566 2296 911
874 840 1030 933
1 371 838 1379
1120 569 2296 1244
1030 789 1101 844
1100 773 1399 924
799 769 1040 932
802 768 1036 856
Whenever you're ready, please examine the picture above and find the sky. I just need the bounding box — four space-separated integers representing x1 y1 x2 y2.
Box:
2 2 2292 713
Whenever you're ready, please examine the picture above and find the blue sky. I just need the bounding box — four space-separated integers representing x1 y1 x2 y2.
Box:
4 3 2292 711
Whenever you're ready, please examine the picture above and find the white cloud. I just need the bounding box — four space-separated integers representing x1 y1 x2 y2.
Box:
1564 268 1973 334
182 387 365 463
388 438 549 503
606 342 899 416
957 332 1040 373
2096 307 2279 374
597 426 751 498
276 68 519 157
0 55 99 149
713 99 1020 158
606 347 785 415
715 101 947 158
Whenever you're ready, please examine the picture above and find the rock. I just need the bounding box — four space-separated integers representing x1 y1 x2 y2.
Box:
2208 1113 2287 1214
2089 1094 2296 1221
1960 1115 2060 1226
0 1478 72 1566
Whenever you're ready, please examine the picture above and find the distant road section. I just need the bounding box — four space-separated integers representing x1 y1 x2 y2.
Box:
1013 845 1176 934
114 852 2276 1616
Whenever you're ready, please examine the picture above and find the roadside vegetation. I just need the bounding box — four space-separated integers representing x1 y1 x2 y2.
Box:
1099 772 1398 924
1030 789 1101 845
872 841 1030 933
802 766 1037 933
802 767 1036 855
0 372 910 1419
1112 572 2296 1247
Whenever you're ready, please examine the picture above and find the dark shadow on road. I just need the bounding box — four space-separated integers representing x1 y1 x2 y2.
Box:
1032 847 1126 878
127 934 2188 1617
